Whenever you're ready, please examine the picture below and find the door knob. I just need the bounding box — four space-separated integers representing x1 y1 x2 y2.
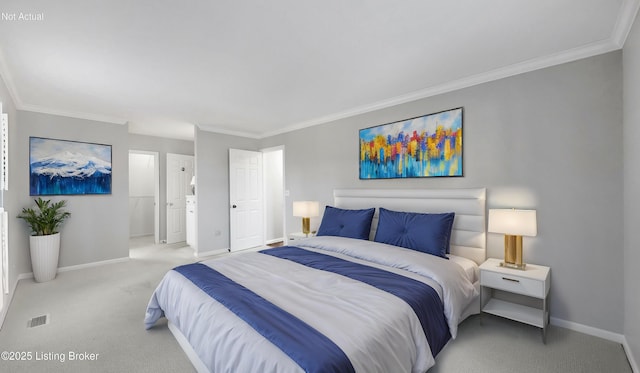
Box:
232 205 237 208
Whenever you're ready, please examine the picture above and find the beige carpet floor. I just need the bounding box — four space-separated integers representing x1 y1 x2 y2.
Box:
0 237 632 372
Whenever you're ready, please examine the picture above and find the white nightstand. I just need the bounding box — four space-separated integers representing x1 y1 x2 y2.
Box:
479 258 551 342
288 232 316 242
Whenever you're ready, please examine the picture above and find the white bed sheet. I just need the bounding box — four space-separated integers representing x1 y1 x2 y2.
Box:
145 236 477 373
448 254 479 283
296 236 477 337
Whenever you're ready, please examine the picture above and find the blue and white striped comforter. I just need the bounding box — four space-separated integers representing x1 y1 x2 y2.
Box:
145 236 477 373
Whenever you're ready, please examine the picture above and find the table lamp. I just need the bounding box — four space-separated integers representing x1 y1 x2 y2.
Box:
488 209 537 269
293 201 320 236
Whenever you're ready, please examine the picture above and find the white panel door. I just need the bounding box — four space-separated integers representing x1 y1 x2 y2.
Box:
166 153 194 244
229 149 264 251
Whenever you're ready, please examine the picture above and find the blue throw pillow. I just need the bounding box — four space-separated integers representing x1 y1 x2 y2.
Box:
374 208 455 259
316 206 375 240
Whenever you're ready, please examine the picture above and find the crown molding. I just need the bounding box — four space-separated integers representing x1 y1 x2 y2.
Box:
611 0 640 47
4 35 627 139
0 47 23 109
262 38 621 139
18 103 127 125
2 2 638 139
0 45 127 125
196 123 262 139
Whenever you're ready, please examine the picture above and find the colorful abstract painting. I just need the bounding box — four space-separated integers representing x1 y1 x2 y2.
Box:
359 107 463 179
29 137 112 195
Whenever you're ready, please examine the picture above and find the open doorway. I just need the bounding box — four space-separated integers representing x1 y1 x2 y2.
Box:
262 146 285 246
228 146 284 251
129 151 159 247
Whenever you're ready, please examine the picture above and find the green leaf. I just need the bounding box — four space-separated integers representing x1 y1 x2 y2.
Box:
17 198 71 236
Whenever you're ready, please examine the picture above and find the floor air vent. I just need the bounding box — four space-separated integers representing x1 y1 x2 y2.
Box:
27 314 49 328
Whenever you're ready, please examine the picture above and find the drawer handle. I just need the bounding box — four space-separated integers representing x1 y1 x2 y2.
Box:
502 277 520 283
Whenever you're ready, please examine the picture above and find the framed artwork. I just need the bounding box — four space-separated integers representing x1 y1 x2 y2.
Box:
29 137 112 195
359 107 463 179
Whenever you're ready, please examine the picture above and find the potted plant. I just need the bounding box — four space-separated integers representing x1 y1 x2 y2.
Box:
17 198 71 282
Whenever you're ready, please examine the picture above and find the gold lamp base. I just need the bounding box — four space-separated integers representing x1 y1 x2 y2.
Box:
301 217 311 236
501 234 526 270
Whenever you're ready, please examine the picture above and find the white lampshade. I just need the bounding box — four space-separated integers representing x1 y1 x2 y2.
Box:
488 209 537 237
293 201 320 218
190 176 196 186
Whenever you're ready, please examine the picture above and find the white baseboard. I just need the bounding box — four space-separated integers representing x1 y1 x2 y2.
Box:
195 248 229 258
3 256 130 329
539 318 636 371
0 275 20 331
129 233 154 238
58 257 130 273
17 272 33 281
550 317 625 343
16 257 131 280
551 317 638 372
0 300 7 331
623 337 639 373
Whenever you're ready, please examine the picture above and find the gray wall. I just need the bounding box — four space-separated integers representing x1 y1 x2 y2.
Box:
14 111 129 271
128 133 194 241
623 13 640 367
261 51 624 334
194 127 258 254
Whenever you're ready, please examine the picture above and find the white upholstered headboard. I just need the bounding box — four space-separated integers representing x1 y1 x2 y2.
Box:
333 188 486 265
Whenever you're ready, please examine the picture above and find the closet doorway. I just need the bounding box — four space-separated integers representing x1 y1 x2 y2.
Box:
262 146 285 246
129 151 160 244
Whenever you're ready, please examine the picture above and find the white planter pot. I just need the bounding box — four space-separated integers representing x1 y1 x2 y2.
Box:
29 233 60 283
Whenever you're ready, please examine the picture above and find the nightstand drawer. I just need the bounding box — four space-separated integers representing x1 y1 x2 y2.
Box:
481 270 544 298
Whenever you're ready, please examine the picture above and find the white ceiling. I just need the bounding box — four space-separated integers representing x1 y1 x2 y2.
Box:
0 1 638 140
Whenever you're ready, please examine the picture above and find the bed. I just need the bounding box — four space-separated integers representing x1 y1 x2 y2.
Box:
145 188 486 373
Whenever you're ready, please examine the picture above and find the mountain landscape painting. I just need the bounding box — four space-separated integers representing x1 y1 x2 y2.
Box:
29 137 112 195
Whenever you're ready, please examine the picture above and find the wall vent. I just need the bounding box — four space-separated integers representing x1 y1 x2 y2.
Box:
27 314 49 328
